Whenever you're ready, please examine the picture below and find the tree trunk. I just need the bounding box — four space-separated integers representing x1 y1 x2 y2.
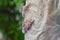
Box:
24 0 60 40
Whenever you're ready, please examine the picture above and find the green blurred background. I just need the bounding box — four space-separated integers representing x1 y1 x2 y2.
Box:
0 0 26 40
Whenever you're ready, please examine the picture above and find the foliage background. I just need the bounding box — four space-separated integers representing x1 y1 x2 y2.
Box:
0 0 26 40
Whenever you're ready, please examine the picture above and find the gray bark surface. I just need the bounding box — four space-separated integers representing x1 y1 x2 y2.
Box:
23 0 60 40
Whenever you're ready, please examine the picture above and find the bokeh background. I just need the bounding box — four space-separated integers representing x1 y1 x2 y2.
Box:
0 0 26 40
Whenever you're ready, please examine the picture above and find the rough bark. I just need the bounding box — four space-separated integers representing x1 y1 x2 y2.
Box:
23 0 60 40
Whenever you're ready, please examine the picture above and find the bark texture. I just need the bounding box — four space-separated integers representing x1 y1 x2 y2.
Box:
23 0 60 40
